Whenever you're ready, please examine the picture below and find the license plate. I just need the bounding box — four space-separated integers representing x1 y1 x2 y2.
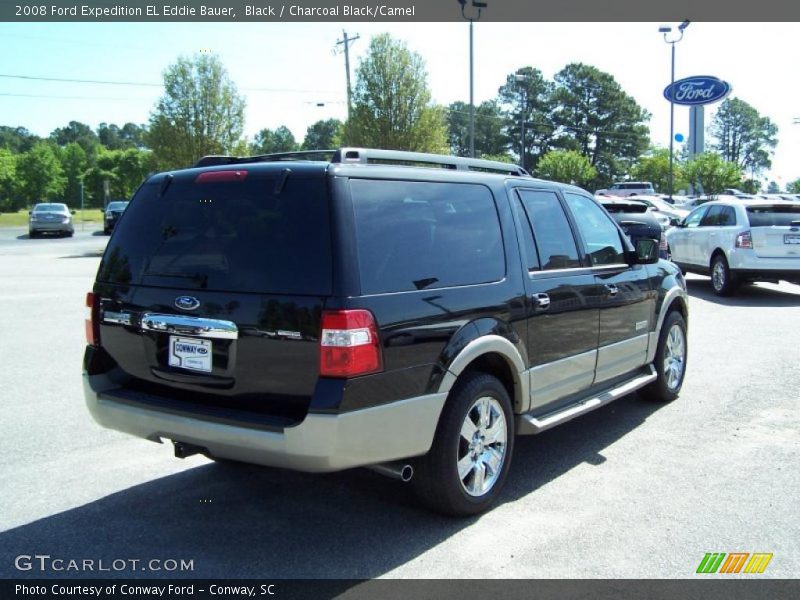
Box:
169 336 212 372
784 234 800 244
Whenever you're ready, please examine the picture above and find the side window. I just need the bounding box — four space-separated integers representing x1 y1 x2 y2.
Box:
517 190 581 271
719 206 737 226
350 179 505 294
684 206 708 228
511 196 540 271
564 193 626 266
700 205 724 227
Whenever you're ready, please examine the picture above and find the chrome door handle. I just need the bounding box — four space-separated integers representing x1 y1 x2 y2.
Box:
532 293 550 310
604 284 619 296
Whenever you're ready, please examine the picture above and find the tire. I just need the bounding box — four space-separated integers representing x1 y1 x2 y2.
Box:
641 311 687 403
710 253 738 296
28 231 37 239
413 372 514 517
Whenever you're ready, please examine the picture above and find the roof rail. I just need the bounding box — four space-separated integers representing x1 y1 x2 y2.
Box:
331 148 529 176
194 148 530 176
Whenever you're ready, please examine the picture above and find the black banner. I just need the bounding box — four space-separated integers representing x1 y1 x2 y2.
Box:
2 0 800 22
3 580 800 600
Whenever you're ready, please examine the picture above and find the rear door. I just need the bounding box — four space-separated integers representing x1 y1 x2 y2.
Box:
513 188 600 410
94 168 333 422
746 204 800 258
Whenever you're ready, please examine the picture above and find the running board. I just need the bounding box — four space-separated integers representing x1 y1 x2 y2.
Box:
517 365 657 435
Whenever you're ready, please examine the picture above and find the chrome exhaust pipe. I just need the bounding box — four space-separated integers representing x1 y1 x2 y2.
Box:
366 461 414 482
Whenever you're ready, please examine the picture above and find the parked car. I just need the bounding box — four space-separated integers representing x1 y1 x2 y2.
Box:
597 198 669 259
104 200 129 234
83 148 688 516
28 202 74 237
626 195 690 226
595 181 656 197
666 199 800 295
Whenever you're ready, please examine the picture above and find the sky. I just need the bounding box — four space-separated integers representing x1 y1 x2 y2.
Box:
0 21 798 187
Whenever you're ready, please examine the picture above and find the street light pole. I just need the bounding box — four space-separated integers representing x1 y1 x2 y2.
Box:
515 73 528 171
660 20 690 201
458 0 487 158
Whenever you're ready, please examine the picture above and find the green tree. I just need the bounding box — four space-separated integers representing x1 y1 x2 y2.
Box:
787 178 800 194
59 143 88 207
631 147 687 193
0 126 40 153
97 123 146 150
497 67 554 170
535 150 597 187
345 34 447 152
302 119 343 150
709 98 778 176
147 53 246 170
683 152 742 197
550 63 650 188
766 181 780 194
447 100 509 159
16 142 66 205
253 126 298 154
83 147 153 207
50 121 99 154
0 148 18 212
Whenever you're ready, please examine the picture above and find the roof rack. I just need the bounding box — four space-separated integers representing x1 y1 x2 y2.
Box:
194 148 530 177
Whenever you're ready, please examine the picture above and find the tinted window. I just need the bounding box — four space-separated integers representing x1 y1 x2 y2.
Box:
34 203 67 212
107 201 129 211
746 204 800 227
511 196 540 271
518 190 581 270
700 205 724 226
684 206 708 228
564 193 625 266
98 172 332 295
351 179 504 294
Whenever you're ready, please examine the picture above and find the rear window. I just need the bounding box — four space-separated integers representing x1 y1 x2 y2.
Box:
746 205 800 227
34 203 67 212
351 179 504 294
98 171 332 295
601 202 648 213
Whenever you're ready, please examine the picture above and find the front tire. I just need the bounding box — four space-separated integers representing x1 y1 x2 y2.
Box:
642 311 687 402
711 254 738 296
413 372 514 516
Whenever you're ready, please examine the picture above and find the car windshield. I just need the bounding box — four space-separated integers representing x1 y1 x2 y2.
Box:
746 204 800 227
107 202 129 210
34 203 68 212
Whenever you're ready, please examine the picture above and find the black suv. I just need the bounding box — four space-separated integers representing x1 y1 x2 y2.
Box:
83 148 688 516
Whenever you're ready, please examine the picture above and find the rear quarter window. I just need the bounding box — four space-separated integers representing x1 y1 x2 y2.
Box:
350 179 505 294
97 171 332 295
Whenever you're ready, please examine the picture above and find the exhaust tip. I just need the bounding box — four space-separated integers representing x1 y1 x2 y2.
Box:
399 464 414 482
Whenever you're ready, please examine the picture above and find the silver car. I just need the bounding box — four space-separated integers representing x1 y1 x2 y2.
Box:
28 203 75 237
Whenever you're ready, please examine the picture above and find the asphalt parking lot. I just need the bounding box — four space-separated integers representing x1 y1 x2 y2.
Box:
0 226 798 579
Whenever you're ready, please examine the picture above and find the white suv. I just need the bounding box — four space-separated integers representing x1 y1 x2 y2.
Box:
596 181 656 197
666 199 800 295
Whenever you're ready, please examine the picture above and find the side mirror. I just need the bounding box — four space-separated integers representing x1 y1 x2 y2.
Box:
28 210 32 215
631 238 659 264
70 210 76 215
669 217 680 227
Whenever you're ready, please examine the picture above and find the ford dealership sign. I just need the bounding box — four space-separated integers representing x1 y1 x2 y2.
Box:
663 76 732 106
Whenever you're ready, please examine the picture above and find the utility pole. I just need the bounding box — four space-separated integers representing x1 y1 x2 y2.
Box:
335 30 360 122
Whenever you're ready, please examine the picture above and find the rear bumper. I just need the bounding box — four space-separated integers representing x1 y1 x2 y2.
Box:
83 374 446 472
731 269 800 284
30 222 73 233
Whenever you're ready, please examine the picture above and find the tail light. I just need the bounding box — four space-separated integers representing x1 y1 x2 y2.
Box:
319 310 382 378
659 232 668 251
735 230 753 249
85 292 100 347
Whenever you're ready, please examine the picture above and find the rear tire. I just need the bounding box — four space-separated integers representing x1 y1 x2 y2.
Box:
413 372 514 517
710 254 738 296
642 311 687 402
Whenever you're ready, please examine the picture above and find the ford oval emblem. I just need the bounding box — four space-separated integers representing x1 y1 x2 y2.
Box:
174 296 200 311
663 75 732 106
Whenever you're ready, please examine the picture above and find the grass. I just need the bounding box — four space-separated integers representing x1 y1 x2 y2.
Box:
0 209 104 227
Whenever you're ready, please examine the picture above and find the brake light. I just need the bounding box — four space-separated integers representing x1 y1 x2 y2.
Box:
194 170 248 183
85 292 100 347
735 230 753 249
659 232 668 251
319 310 382 378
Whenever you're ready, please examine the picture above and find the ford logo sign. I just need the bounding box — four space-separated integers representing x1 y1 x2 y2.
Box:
663 76 732 106
174 296 200 311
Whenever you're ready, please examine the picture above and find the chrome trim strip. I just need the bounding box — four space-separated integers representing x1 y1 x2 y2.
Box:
140 313 239 340
517 365 657 435
102 311 132 326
